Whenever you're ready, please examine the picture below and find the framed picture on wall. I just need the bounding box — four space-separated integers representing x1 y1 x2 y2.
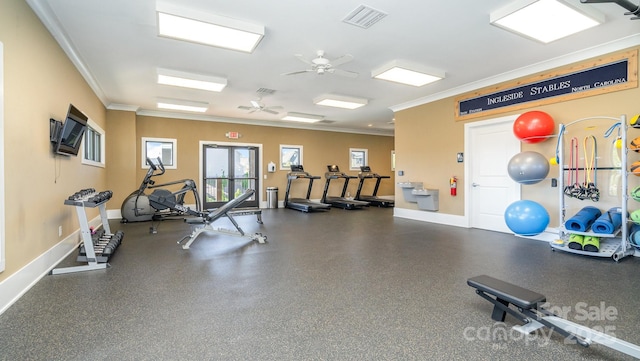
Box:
280 144 303 170
142 137 177 169
349 148 368 170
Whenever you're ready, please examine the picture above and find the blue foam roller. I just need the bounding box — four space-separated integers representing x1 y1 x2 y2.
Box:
564 206 601 232
592 207 623 234
630 224 640 246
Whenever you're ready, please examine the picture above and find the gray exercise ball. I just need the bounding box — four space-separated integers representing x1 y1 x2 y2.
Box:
507 151 550 185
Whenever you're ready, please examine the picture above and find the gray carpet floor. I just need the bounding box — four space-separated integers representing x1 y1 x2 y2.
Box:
1 207 639 361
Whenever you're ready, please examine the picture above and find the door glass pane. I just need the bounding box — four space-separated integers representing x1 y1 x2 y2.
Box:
205 147 229 203
203 145 259 209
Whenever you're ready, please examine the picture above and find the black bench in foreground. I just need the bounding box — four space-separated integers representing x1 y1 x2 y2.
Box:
468 275 640 358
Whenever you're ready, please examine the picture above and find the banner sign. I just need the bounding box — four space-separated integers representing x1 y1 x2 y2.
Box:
455 50 637 121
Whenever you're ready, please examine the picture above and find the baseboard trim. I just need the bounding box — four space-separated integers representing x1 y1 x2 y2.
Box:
393 208 468 228
0 215 102 315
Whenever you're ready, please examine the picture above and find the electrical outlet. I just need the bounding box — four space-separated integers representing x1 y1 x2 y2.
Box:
58 226 62 237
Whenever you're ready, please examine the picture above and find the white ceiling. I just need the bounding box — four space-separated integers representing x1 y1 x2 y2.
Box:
27 0 640 136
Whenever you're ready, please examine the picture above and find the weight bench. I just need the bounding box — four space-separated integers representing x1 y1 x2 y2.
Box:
468 275 640 358
178 189 267 249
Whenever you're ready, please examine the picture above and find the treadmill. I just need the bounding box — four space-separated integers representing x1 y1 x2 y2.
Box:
355 166 394 207
284 165 331 212
321 165 370 210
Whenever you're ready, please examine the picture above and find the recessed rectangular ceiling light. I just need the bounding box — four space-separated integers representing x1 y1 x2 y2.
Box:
156 2 264 53
157 98 208 113
372 60 445 87
282 112 324 123
314 95 368 109
490 0 603 43
157 68 227 92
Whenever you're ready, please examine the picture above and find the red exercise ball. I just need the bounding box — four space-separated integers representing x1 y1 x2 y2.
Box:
513 111 555 144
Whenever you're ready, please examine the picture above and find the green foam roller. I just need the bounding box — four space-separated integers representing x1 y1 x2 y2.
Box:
583 236 600 253
568 234 584 250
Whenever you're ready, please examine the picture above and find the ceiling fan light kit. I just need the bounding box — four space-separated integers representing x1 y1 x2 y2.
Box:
282 50 359 78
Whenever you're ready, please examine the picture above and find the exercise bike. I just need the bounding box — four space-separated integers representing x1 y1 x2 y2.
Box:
120 157 202 223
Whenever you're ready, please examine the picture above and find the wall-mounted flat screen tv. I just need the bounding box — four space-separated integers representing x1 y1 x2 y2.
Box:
53 104 88 156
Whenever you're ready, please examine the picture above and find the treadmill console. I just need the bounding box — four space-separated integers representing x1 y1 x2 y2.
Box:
290 164 305 172
327 165 340 172
360 166 371 172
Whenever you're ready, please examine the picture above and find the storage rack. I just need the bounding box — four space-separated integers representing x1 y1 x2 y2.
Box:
550 115 635 261
51 189 123 274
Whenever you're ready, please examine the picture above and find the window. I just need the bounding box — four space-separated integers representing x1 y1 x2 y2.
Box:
349 148 368 170
142 137 177 169
280 144 303 170
81 119 105 168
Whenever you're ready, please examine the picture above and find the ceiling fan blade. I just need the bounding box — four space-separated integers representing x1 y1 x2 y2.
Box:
238 105 253 110
331 68 359 78
330 54 354 67
267 105 284 110
250 100 261 108
263 109 280 115
281 69 313 76
293 54 313 65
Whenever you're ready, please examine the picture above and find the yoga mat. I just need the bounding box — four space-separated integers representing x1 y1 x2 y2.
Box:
591 207 623 234
564 206 601 232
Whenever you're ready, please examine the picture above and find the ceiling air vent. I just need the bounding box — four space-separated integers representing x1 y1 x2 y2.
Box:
256 88 276 95
343 5 387 29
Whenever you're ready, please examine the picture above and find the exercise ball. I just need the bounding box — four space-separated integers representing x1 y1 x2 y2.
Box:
631 161 640 176
507 151 550 185
513 111 554 143
631 209 640 225
504 200 550 236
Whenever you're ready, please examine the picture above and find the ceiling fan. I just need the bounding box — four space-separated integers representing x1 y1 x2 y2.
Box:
282 50 359 78
237 98 283 115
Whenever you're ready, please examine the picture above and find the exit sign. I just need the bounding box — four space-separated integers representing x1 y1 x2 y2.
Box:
226 131 240 139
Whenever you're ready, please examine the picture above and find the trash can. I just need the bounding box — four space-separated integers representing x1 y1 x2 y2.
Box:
266 187 278 209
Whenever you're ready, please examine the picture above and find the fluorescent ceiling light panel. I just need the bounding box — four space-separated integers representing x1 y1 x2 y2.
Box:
157 68 227 92
490 0 603 43
282 112 324 123
372 60 445 87
314 95 368 109
156 2 264 53
157 98 208 113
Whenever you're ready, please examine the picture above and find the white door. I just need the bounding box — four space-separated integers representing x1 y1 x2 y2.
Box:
466 115 521 233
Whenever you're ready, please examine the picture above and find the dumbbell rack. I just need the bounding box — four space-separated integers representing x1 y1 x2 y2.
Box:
51 189 124 275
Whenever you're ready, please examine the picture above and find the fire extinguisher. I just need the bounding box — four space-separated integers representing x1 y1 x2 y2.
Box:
450 176 457 196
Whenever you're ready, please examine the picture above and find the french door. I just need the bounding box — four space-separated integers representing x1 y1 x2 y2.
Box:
202 144 259 209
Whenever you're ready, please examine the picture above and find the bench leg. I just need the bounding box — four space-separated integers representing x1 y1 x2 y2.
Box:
492 298 508 322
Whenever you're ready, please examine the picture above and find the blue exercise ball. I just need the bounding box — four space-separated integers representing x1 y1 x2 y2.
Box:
507 151 550 185
504 200 550 236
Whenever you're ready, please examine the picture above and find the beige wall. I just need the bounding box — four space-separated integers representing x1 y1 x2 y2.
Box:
395 48 640 227
0 0 107 281
107 115 395 206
